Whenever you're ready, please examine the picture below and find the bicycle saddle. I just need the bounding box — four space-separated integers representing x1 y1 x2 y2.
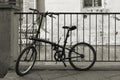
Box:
62 26 77 31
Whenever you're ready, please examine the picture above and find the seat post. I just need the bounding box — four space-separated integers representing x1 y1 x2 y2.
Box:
62 29 70 55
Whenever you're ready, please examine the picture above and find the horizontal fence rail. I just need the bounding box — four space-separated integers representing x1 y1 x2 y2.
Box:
15 12 120 62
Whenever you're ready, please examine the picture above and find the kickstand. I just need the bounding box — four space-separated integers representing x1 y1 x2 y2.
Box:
62 61 67 67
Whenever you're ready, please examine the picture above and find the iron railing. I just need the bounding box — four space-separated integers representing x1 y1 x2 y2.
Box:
15 12 120 62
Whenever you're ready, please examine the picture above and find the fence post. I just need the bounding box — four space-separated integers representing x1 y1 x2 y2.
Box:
0 5 19 78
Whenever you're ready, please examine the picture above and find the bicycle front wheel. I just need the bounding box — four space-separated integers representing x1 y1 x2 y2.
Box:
69 42 96 71
15 46 37 76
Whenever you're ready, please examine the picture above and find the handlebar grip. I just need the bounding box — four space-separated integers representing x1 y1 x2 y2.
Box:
29 8 39 12
29 8 35 11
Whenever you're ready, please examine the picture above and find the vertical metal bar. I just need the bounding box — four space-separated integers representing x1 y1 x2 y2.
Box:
108 14 110 61
115 14 117 61
38 14 41 61
83 14 85 42
32 13 35 37
24 14 29 61
26 14 28 47
32 13 35 43
45 16 47 61
83 14 85 54
76 14 78 61
76 14 78 44
37 14 43 61
96 14 97 56
58 14 60 45
102 14 104 61
19 14 22 54
51 15 53 61
89 14 91 61
35 14 41 61
64 14 66 46
57 14 60 60
70 14 72 47
33 13 37 60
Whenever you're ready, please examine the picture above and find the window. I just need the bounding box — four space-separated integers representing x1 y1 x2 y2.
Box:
83 0 102 8
94 0 102 7
84 0 92 7
8 0 23 10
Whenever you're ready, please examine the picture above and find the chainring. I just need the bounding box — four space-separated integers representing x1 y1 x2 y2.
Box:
54 51 65 61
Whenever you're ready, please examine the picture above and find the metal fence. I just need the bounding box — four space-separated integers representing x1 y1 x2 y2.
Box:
15 12 120 62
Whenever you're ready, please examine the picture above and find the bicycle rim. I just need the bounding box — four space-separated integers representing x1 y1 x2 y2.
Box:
16 46 37 76
69 43 96 70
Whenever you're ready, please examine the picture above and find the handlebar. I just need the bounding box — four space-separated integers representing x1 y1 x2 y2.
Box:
29 8 39 13
29 8 59 18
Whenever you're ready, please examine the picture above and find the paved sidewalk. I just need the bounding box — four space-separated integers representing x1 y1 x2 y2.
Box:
2 69 120 80
1 62 120 80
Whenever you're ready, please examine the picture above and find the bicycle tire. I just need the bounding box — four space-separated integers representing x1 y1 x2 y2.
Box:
69 42 96 71
15 46 37 76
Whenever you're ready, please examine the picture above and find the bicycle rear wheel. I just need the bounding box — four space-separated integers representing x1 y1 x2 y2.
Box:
15 46 37 76
69 42 96 71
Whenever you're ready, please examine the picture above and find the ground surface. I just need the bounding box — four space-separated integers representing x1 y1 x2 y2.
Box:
1 62 120 80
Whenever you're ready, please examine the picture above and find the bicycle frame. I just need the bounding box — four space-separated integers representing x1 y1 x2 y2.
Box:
30 13 69 57
29 12 81 61
15 9 96 76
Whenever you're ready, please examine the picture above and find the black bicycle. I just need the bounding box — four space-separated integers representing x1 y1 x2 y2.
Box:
15 8 96 76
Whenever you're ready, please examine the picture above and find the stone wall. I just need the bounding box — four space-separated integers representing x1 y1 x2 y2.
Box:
0 5 19 78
